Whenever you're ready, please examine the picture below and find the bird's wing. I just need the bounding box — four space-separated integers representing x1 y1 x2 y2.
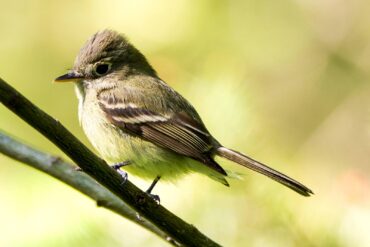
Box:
98 96 227 176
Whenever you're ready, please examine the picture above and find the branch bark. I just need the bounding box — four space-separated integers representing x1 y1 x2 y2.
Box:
0 131 175 245
0 78 221 247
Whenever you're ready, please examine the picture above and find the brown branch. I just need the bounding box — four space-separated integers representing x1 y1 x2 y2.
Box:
0 77 221 247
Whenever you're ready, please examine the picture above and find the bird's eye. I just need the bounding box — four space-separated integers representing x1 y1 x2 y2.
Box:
94 63 111 76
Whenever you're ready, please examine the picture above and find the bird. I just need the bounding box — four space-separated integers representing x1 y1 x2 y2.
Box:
55 30 313 198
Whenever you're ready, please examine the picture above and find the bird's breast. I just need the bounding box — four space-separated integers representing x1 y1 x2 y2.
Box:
76 89 132 164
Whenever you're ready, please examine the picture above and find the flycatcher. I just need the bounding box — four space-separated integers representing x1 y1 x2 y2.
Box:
55 30 312 197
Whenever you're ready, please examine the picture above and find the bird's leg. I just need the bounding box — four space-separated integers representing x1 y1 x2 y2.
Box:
111 161 131 184
146 176 161 203
111 160 131 170
146 176 161 194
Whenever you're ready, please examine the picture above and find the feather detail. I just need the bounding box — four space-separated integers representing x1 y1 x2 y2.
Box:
216 147 313 196
98 96 227 176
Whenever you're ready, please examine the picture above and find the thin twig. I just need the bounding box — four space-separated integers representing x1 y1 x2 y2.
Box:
0 77 221 247
0 131 180 246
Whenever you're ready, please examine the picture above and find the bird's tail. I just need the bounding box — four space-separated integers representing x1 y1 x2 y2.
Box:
216 147 313 196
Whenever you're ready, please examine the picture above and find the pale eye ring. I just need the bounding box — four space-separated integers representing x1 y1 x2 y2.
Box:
93 63 111 76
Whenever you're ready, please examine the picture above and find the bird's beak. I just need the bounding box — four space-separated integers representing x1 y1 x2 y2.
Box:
54 71 83 83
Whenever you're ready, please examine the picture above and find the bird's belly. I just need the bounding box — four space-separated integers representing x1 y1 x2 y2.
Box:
80 105 194 181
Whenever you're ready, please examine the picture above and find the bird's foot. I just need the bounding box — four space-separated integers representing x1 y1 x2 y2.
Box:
146 193 160 204
117 169 128 184
111 161 131 184
75 161 130 184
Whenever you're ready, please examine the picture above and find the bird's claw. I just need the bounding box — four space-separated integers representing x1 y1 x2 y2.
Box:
111 161 130 184
115 168 128 184
146 192 160 204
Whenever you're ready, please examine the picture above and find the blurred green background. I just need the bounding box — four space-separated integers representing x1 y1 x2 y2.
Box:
1 0 370 246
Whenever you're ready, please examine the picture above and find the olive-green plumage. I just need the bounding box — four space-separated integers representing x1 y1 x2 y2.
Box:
55 30 313 196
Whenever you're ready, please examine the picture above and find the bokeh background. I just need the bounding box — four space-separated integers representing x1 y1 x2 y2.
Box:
1 0 370 246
